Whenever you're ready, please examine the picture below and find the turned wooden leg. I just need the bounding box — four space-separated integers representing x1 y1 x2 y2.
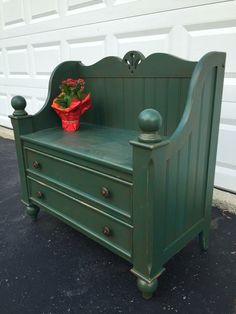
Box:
137 278 158 300
26 205 40 221
199 230 209 251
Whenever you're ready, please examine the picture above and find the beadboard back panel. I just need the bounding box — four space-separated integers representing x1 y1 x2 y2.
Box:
0 0 235 191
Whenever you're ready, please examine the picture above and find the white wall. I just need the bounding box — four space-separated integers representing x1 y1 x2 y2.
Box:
0 0 236 192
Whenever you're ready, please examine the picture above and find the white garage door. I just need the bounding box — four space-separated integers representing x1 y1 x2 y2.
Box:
0 0 235 192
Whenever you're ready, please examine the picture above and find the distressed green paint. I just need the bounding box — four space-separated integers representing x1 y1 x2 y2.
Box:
10 99 33 205
10 51 226 299
28 175 133 260
24 146 133 220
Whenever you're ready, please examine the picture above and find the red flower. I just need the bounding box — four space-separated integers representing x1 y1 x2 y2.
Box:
62 78 77 86
78 78 85 85
56 77 88 108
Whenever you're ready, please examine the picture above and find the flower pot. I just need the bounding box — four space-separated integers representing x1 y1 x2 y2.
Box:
51 93 92 132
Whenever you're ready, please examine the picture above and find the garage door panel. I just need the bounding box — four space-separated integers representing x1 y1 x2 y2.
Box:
67 0 106 14
215 166 236 192
222 78 236 102
189 27 236 74
2 0 25 28
217 124 236 166
0 85 47 115
0 93 8 117
0 49 4 76
116 32 169 57
32 42 61 77
68 37 106 65
30 0 58 20
6 46 29 77
221 101 236 122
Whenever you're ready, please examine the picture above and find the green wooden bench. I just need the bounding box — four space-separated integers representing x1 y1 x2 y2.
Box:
10 50 226 299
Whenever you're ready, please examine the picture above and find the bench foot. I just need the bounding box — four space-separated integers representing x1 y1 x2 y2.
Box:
199 231 209 251
137 277 158 300
26 205 40 221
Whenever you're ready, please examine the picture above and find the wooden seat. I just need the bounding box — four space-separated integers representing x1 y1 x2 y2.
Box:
21 123 139 173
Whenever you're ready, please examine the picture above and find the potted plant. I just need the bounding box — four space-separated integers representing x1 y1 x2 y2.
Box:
51 78 91 132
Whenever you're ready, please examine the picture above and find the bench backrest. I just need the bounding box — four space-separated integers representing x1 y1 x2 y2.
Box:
36 51 197 136
79 51 197 136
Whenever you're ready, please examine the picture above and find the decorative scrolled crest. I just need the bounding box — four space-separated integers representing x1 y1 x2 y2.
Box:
123 51 145 74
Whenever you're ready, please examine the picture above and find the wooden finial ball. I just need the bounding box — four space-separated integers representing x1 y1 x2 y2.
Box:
11 96 27 116
138 109 162 133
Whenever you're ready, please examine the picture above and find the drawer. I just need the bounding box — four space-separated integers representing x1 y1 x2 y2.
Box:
28 176 132 260
24 147 132 218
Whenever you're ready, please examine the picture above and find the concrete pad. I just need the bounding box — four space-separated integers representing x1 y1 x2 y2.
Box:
213 188 236 215
0 126 14 140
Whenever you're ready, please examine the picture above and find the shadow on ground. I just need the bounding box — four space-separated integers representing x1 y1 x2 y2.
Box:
0 137 235 314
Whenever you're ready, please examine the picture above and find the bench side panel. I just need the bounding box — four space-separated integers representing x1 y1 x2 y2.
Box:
131 52 226 281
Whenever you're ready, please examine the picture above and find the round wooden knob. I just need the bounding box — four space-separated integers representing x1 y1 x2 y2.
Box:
33 161 40 169
138 109 163 143
11 95 27 116
138 109 162 133
101 187 110 198
36 191 43 199
103 226 111 237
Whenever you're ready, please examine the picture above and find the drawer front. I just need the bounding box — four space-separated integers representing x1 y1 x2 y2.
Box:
24 147 132 218
28 177 132 260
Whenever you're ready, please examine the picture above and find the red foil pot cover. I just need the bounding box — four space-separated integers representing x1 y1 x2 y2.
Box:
51 93 92 132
